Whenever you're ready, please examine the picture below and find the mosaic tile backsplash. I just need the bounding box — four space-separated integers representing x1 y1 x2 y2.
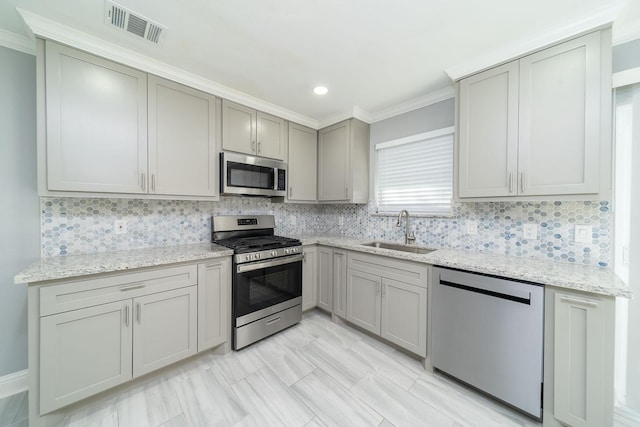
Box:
41 197 612 267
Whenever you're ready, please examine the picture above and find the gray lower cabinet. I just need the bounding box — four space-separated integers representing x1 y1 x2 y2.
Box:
317 246 334 312
544 287 615 427
302 246 318 311
36 261 229 416
197 260 230 351
132 286 198 377
346 252 428 357
40 300 133 414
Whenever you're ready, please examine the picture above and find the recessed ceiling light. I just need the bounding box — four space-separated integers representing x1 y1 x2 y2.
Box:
313 86 328 95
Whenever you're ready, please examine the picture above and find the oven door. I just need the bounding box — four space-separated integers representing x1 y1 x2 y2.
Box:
234 254 302 326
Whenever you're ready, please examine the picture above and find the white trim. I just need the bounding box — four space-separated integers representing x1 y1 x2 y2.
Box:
613 67 640 88
445 5 619 81
0 369 28 400
613 20 640 46
375 126 455 150
17 9 318 129
369 87 455 123
0 28 35 55
615 404 640 426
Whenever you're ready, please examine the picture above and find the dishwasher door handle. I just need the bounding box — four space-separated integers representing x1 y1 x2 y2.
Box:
439 280 531 305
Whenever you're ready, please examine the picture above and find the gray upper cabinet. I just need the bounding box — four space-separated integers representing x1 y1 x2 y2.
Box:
222 99 287 160
41 40 219 199
318 119 369 203
458 62 518 197
148 76 217 197
45 41 148 194
287 123 318 202
458 31 606 199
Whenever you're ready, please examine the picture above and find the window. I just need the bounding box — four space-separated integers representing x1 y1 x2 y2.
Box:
375 126 454 216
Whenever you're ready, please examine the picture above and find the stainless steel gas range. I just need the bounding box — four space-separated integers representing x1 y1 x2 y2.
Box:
212 215 302 350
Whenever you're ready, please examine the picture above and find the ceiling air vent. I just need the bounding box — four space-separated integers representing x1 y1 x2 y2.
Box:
105 1 166 45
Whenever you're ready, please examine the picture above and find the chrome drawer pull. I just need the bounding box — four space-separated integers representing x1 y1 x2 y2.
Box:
266 316 281 326
120 283 145 292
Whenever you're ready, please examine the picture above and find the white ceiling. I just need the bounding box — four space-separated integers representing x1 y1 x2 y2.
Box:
0 0 637 128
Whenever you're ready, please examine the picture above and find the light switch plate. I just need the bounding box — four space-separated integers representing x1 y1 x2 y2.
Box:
114 220 127 235
466 220 477 235
523 223 537 240
575 225 592 243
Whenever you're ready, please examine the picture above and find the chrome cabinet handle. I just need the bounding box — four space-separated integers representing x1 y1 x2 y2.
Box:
252 141 256 153
151 174 156 192
382 284 386 297
289 187 292 197
258 142 262 154
345 187 348 198
136 303 142 324
509 172 513 193
125 305 130 327
120 283 145 292
520 172 525 193
141 173 146 191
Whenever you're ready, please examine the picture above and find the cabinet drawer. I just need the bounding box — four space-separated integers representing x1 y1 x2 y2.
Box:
40 264 198 316
347 252 429 287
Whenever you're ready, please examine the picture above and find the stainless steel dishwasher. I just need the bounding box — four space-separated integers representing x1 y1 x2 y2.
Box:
431 267 544 419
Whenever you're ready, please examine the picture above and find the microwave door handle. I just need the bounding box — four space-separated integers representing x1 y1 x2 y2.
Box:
274 168 279 191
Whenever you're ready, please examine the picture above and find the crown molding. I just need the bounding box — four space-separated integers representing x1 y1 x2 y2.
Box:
0 28 35 55
17 8 318 129
445 4 621 81
368 86 455 123
613 20 640 46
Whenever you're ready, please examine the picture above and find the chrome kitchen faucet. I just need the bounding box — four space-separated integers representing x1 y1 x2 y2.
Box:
397 210 416 245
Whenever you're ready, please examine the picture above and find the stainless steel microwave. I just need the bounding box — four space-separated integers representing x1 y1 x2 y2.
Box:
220 152 287 197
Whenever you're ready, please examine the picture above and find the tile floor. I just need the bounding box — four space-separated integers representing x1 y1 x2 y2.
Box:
0 311 542 427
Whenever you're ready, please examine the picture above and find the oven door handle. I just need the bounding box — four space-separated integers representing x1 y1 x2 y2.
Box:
236 254 303 273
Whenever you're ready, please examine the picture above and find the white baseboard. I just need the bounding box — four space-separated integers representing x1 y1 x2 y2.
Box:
0 369 28 400
615 404 640 426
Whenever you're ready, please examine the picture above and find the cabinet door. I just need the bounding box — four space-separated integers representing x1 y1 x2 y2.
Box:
554 292 612 427
332 250 347 319
518 32 601 196
222 100 256 155
197 260 230 352
133 287 197 377
346 269 381 335
148 76 217 197
40 300 133 414
257 112 286 160
45 41 148 193
288 123 318 201
317 247 333 312
302 246 318 311
318 121 350 201
458 62 519 197
381 278 427 357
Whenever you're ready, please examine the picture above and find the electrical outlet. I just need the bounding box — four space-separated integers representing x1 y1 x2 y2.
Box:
114 220 127 235
523 223 537 240
290 215 297 226
338 216 344 226
574 225 592 243
466 220 477 235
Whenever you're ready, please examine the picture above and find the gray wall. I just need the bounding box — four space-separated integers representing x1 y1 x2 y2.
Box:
0 46 39 377
370 97 455 144
613 39 640 73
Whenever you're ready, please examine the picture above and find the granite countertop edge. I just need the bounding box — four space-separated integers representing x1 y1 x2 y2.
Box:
295 234 631 298
15 237 630 298
15 243 234 284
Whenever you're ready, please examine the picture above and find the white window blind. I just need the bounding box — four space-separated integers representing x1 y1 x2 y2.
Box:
375 127 454 216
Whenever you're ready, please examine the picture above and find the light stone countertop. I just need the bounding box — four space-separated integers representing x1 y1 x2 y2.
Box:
14 243 233 284
295 235 631 298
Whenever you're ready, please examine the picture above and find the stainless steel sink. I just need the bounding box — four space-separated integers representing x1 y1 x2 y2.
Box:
361 241 435 254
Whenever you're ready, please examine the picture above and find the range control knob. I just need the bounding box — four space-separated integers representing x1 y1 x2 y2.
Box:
292 247 299 253
255 253 261 260
271 250 278 256
245 254 253 262
284 248 291 255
